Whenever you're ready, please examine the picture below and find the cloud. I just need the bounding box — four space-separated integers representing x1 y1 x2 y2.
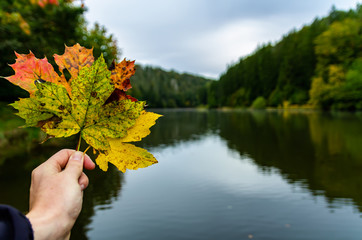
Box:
85 0 360 79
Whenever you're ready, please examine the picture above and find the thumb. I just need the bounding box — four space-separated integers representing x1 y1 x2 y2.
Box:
65 151 84 177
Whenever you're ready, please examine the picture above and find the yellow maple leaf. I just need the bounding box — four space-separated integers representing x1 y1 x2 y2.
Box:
96 111 162 172
120 111 161 142
96 143 158 172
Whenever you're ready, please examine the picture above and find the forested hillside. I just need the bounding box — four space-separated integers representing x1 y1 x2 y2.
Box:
128 65 210 108
208 5 362 110
3 2 359 110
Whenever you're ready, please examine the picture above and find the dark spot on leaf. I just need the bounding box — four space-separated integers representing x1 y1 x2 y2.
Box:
58 105 65 110
91 92 97 98
40 103 45 106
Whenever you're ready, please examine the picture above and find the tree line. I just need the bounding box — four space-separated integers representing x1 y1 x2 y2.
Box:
208 5 362 110
128 65 209 108
2 2 361 110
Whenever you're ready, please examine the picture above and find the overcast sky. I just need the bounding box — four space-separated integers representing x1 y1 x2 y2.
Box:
84 0 360 79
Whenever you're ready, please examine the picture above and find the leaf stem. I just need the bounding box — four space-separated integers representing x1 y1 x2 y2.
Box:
76 133 82 151
83 145 91 155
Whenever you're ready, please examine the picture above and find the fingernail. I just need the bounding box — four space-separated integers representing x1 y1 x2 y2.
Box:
70 151 83 161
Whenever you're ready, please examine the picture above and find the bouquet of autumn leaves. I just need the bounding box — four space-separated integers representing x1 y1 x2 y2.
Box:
4 43 161 172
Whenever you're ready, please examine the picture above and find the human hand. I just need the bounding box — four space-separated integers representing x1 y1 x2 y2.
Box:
26 149 95 240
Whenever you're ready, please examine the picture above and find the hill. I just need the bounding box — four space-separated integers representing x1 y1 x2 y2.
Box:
128 65 211 108
208 5 362 110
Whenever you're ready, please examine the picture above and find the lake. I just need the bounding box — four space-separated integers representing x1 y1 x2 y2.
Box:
1 108 362 239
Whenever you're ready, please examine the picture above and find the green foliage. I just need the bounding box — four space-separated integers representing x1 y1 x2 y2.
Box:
309 77 327 105
310 11 362 109
346 58 362 83
79 23 119 66
314 18 361 67
251 96 266 109
0 0 120 101
268 88 283 107
208 4 362 110
290 89 309 105
228 88 248 107
314 59 362 110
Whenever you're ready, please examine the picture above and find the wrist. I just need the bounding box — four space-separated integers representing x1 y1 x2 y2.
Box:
26 210 70 240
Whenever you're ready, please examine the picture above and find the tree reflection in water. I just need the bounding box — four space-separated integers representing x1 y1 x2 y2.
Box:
214 110 362 212
2 108 362 239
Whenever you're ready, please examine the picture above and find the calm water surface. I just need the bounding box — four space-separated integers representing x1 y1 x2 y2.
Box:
1 109 362 239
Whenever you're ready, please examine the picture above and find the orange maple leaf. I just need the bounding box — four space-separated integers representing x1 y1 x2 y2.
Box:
54 43 94 84
5 51 70 95
110 58 136 91
105 58 137 103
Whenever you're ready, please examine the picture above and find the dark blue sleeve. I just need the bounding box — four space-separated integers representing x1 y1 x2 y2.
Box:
0 205 33 240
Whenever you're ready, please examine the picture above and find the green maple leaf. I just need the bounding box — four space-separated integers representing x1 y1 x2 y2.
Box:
11 55 144 151
6 44 161 172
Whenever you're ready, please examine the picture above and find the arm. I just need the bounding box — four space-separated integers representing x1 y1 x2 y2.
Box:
26 149 95 240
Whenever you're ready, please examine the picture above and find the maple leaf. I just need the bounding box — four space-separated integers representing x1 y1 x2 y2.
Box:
10 97 54 127
6 44 161 172
120 111 162 142
5 51 71 95
110 58 135 91
105 58 137 104
96 111 162 172
12 56 144 150
105 89 138 104
96 143 158 172
54 43 94 84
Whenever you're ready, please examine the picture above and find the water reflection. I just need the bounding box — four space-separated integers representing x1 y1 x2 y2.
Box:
137 108 362 211
139 109 214 148
72 166 124 240
215 110 362 211
2 108 362 239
